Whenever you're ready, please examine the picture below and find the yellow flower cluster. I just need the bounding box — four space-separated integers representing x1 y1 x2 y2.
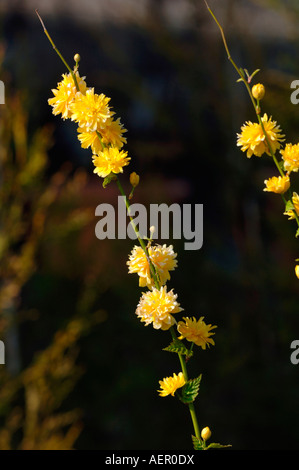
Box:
48 65 129 179
237 83 299 277
177 316 216 349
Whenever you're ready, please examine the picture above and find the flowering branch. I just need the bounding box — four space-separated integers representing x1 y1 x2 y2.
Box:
37 10 229 449
204 0 299 277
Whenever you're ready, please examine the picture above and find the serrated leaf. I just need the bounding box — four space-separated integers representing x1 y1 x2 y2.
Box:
180 375 202 404
191 435 204 450
163 339 192 358
285 199 295 211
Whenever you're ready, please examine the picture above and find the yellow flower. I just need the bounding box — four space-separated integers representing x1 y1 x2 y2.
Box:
284 192 299 219
48 72 87 120
295 265 299 279
127 244 177 289
100 117 127 149
70 88 113 131
252 83 265 100
92 147 130 178
280 143 299 173
157 372 186 397
136 286 183 330
177 316 217 349
237 114 284 158
263 175 290 194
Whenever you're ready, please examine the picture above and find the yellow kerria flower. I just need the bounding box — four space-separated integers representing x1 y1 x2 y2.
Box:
70 88 113 131
92 147 130 178
284 192 299 219
48 72 87 119
136 286 183 330
77 117 127 154
177 316 217 349
280 143 299 173
237 113 284 158
127 244 178 289
263 175 290 194
295 265 299 279
157 372 186 397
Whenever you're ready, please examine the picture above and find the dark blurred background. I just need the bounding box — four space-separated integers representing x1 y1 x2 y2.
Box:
0 0 299 450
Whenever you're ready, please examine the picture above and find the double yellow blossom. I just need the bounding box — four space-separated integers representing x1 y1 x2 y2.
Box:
48 71 87 119
237 114 284 158
92 147 130 178
127 244 177 289
177 316 217 349
263 175 290 194
280 143 299 173
136 286 183 330
157 372 186 397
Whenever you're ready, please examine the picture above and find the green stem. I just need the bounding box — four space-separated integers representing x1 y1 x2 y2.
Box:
35 10 79 92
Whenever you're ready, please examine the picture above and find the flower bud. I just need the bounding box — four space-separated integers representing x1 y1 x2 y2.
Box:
252 83 265 100
130 172 140 188
201 426 211 441
74 53 81 63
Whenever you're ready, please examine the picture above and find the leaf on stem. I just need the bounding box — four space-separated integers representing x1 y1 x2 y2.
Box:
163 339 193 359
179 375 202 404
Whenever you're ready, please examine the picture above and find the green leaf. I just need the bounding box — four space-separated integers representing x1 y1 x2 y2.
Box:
296 228 299 238
205 442 232 450
102 173 117 188
191 435 204 450
163 339 193 358
180 375 202 404
285 199 295 211
191 435 232 450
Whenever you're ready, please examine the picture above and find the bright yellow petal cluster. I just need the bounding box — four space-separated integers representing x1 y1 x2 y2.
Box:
136 286 183 330
48 72 87 119
157 372 186 397
237 114 284 158
70 88 112 131
280 143 299 173
263 175 290 194
92 147 130 178
295 265 299 279
177 316 217 349
127 244 178 289
49 68 130 179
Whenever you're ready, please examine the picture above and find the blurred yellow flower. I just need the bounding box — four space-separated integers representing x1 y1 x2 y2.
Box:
295 265 299 279
158 372 186 397
70 88 112 131
263 175 290 194
280 143 299 173
127 244 177 289
237 114 284 158
48 72 87 120
177 316 216 349
252 83 265 100
92 147 130 178
136 286 183 330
